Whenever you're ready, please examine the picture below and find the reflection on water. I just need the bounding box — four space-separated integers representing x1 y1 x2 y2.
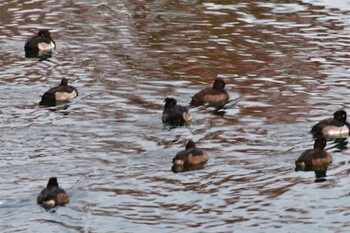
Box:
24 49 53 59
1 0 350 232
314 170 327 183
172 163 207 173
330 138 348 151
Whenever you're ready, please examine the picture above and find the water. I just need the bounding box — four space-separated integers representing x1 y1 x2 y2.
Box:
1 0 350 232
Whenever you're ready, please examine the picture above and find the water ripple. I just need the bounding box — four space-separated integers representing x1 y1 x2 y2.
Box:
1 0 350 232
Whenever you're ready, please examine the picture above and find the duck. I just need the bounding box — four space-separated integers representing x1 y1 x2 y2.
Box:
25 29 56 53
295 137 332 171
191 78 229 108
39 78 78 106
162 97 192 126
172 139 208 172
311 110 350 138
37 177 69 208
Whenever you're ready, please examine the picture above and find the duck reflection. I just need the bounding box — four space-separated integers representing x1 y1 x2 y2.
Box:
25 49 53 60
172 163 207 173
295 165 328 183
198 96 244 116
328 137 348 152
39 101 70 112
314 170 327 183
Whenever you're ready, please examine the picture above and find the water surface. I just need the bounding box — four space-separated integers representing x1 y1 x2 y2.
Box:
1 0 350 232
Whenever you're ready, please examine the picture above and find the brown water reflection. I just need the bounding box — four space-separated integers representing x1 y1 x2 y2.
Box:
1 0 350 232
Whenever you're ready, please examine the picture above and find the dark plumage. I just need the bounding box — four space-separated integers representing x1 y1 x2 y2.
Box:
162 97 191 126
39 78 78 106
311 110 350 138
295 137 332 171
25 29 55 51
37 177 69 208
191 78 229 108
172 140 208 172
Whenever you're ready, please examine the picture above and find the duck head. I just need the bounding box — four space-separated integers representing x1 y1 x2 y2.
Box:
334 110 347 122
314 137 327 150
213 78 226 90
38 29 52 39
164 97 177 108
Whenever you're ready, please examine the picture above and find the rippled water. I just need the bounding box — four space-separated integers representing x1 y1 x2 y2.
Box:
1 0 350 232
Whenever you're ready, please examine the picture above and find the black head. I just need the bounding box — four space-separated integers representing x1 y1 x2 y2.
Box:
333 110 347 122
47 177 59 188
60 78 68 86
213 78 226 90
185 139 196 150
164 97 177 108
38 29 52 39
314 137 327 150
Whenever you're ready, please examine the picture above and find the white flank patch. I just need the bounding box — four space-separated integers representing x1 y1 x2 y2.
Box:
38 42 53 51
174 160 184 166
55 91 77 101
43 200 56 208
322 125 349 138
51 41 55 50
183 112 192 121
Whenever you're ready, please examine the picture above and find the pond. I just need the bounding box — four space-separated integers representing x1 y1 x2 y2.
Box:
1 0 350 232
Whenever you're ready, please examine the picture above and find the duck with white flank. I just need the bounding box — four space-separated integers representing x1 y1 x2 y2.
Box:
25 29 56 57
162 97 191 126
37 177 69 209
311 110 350 138
40 78 78 106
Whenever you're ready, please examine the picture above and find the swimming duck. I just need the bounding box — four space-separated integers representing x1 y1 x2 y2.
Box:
172 140 208 172
25 29 55 53
191 78 229 108
37 177 69 208
311 110 350 138
295 137 332 171
39 78 78 106
162 97 191 126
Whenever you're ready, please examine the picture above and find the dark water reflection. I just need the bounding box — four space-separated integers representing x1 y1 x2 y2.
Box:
1 0 350 232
